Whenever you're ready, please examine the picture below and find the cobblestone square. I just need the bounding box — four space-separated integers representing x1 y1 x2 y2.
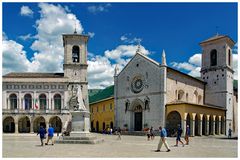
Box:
2 133 238 158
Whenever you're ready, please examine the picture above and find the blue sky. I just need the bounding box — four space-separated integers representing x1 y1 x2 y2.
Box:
2 2 238 88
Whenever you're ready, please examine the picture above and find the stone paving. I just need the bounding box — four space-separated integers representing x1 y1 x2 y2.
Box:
2 133 238 158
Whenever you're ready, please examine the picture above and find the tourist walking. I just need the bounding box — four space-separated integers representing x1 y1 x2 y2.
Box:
147 128 151 140
185 125 190 145
37 125 46 146
156 126 170 152
228 128 232 139
45 124 55 145
174 124 184 147
117 127 121 140
150 126 155 140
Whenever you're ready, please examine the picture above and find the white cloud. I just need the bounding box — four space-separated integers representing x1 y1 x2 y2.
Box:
20 6 34 17
120 33 142 44
87 3 111 14
188 53 201 66
170 53 202 77
18 34 34 41
171 52 238 79
87 32 95 38
3 3 83 75
232 54 238 79
2 39 31 74
29 3 84 72
3 3 152 89
88 44 151 89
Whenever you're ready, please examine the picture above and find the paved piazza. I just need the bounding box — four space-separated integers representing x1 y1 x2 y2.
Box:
2 133 238 158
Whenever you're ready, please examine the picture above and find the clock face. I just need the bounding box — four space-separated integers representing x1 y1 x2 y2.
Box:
131 76 144 93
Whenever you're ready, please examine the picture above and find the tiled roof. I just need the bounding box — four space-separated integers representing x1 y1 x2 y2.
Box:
3 72 64 78
89 85 114 104
200 34 235 45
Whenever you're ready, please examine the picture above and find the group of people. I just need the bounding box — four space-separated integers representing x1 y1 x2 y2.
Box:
146 126 155 140
37 125 55 146
156 124 190 152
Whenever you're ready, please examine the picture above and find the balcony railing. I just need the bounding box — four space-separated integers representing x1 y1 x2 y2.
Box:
2 108 69 114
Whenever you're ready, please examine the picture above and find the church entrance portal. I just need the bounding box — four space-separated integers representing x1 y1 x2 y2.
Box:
134 105 143 131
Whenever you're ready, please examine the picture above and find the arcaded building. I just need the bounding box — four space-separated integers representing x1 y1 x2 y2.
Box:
114 35 238 136
2 32 90 133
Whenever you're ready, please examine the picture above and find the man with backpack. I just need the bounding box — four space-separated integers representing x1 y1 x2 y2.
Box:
174 124 184 147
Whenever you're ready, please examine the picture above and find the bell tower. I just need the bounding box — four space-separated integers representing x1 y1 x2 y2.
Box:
62 32 89 110
200 34 235 133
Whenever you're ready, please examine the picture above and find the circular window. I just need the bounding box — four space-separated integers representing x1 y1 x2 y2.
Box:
131 76 144 93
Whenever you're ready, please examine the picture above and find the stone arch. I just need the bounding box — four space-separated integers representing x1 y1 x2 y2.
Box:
96 121 99 132
33 116 46 133
215 116 219 134
193 90 198 103
195 114 199 136
72 45 80 63
18 116 31 133
210 49 217 66
9 93 18 110
131 99 144 131
209 115 213 135
166 111 181 136
49 116 62 133
202 114 206 135
3 116 15 133
178 90 184 100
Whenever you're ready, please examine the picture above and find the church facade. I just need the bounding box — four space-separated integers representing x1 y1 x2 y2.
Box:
114 35 238 136
2 32 90 133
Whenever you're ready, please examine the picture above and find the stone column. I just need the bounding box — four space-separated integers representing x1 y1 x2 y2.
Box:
46 121 49 132
15 122 19 134
18 91 21 110
212 115 216 135
222 117 226 135
206 115 210 135
218 116 222 135
199 114 203 136
183 113 188 136
191 113 196 136
48 91 51 110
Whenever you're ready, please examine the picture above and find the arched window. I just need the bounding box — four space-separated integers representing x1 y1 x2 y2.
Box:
9 94 17 110
39 94 47 110
186 93 188 102
210 49 217 66
24 94 32 110
194 90 198 103
72 46 80 63
178 90 184 100
228 49 231 66
54 94 61 110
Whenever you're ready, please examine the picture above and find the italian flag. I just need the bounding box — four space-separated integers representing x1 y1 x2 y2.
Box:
34 99 39 109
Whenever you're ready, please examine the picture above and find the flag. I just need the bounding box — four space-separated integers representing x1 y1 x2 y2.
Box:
35 99 39 109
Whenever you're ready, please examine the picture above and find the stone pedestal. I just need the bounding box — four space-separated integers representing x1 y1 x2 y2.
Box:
56 110 103 144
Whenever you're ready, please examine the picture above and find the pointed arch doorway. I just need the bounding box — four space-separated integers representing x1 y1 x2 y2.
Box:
134 105 143 131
